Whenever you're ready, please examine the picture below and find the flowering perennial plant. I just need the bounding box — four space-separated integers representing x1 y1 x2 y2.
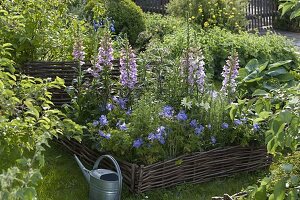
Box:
120 42 138 89
181 48 206 93
72 39 85 66
87 33 114 77
221 52 240 95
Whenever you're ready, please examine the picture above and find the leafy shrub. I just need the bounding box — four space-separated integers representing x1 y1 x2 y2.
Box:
85 0 145 44
0 0 97 65
0 43 83 199
136 13 186 48
166 0 248 30
145 26 299 80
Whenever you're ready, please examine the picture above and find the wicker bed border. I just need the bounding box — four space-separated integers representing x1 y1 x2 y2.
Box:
57 138 271 193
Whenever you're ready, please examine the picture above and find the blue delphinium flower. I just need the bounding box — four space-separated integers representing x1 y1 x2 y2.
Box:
195 125 204 135
177 110 188 121
234 119 242 126
133 138 143 148
211 136 216 144
92 120 99 127
106 103 114 111
99 130 111 139
221 122 229 129
190 119 198 128
99 115 108 126
117 121 127 131
253 123 260 131
160 105 174 118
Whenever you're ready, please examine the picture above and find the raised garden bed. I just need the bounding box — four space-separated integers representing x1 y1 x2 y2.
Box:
57 138 272 193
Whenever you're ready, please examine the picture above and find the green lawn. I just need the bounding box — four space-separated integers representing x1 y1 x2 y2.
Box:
36 142 266 200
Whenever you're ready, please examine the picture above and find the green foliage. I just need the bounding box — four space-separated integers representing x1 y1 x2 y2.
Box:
166 0 248 31
85 0 145 44
279 0 300 20
144 26 299 80
0 0 96 64
238 59 298 96
0 44 83 199
247 152 300 200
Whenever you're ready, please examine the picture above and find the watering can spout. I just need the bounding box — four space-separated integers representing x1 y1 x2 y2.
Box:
74 155 90 183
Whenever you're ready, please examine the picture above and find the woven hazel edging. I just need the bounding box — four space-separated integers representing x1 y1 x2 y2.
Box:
57 138 272 193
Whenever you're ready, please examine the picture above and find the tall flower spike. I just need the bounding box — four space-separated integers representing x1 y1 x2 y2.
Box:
97 33 114 71
221 52 240 95
72 39 85 66
120 42 138 89
181 48 206 93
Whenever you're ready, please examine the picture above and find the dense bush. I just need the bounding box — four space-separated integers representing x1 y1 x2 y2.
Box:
136 13 186 48
144 26 299 80
166 0 248 31
0 0 99 65
85 0 145 44
0 43 83 199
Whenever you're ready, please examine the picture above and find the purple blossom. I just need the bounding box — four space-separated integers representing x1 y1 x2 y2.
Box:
72 40 85 66
160 105 174 118
181 48 206 93
99 130 111 139
221 122 229 129
253 123 260 131
112 96 127 110
117 121 127 131
120 43 138 89
211 136 217 144
148 132 156 142
148 126 167 145
92 120 99 127
156 126 166 135
133 138 143 148
221 52 240 95
126 109 132 115
209 90 218 99
234 119 242 126
190 119 198 128
177 110 188 121
106 103 114 111
195 125 204 135
88 33 113 77
99 115 108 126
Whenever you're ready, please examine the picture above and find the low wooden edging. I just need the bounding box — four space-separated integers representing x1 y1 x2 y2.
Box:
57 138 272 193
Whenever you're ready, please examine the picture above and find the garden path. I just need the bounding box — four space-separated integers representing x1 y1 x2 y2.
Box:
275 30 300 52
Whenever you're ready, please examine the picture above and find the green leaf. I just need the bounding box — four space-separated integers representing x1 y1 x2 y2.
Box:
245 59 259 72
229 104 237 121
175 159 183 165
290 8 300 19
281 163 293 173
269 60 292 69
254 185 267 200
252 89 269 97
273 179 286 200
279 2 295 16
266 67 288 77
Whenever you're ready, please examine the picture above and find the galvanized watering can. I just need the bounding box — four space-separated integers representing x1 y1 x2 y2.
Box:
74 154 122 200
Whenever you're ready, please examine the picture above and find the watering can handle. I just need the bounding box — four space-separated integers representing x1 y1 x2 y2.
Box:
93 155 122 199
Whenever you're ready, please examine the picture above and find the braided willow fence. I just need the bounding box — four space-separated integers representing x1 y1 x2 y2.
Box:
57 138 272 193
22 61 120 106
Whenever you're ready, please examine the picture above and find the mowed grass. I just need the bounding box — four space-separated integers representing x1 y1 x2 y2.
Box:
36 142 266 200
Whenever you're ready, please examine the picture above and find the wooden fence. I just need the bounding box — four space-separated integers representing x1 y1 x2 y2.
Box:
22 61 120 107
133 0 278 30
